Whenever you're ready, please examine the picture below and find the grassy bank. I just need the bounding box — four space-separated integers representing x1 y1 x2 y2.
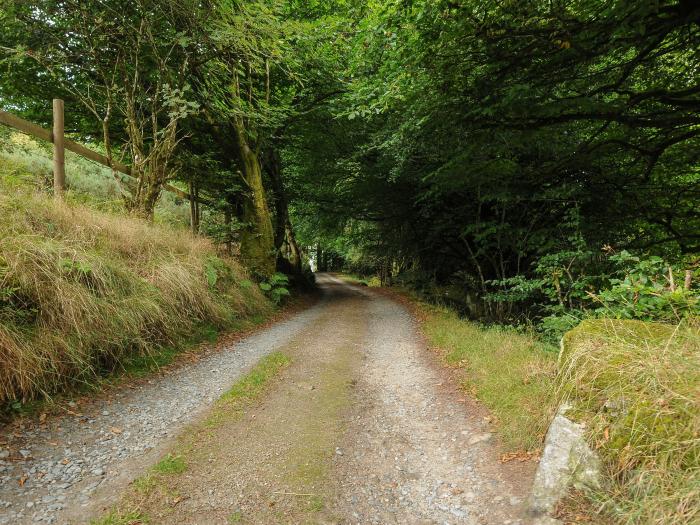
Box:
0 173 272 408
414 295 699 524
416 303 559 452
559 319 699 525
0 128 190 225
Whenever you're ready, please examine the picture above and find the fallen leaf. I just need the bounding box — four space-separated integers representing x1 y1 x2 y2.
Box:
110 427 123 434
19 475 28 487
500 450 539 463
39 413 47 423
61 458 70 465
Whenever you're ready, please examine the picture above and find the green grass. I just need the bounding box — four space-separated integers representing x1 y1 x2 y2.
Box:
219 352 291 404
128 454 187 499
90 508 148 525
205 351 291 427
132 474 157 495
152 454 187 475
307 495 325 512
419 303 558 452
0 129 190 224
559 318 700 525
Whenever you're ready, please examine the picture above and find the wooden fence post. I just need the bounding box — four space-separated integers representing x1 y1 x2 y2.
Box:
1 104 203 205
52 99 65 197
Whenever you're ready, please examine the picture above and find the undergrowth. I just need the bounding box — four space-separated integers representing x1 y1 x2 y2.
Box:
0 170 271 407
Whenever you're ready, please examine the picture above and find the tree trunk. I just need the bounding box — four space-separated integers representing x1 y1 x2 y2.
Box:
266 148 303 275
234 118 275 277
224 206 233 256
189 180 200 234
285 219 302 274
127 166 162 220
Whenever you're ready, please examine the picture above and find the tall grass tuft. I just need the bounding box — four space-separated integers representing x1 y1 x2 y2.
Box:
559 319 700 524
0 182 270 405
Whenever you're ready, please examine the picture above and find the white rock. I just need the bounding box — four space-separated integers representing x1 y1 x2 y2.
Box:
527 404 600 520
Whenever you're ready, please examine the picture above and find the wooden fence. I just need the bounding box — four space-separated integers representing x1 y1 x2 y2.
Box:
0 99 195 202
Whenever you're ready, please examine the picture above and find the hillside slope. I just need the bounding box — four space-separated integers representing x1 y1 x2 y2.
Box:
0 178 271 406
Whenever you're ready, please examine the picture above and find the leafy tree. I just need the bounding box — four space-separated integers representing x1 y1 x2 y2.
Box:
1 0 206 218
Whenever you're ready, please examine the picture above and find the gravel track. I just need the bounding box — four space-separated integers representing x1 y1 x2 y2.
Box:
1 274 534 524
331 280 531 524
0 297 325 524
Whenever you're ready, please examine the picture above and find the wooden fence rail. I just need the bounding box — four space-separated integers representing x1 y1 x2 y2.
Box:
0 100 195 202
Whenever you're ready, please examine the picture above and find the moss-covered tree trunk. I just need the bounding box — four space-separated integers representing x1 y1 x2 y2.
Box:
123 98 180 222
266 148 302 275
127 166 163 221
234 118 275 277
285 219 302 274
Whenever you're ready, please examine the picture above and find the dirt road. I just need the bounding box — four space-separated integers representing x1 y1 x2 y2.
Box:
1 274 533 524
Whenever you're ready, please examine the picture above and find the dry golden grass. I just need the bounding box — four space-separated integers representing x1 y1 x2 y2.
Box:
560 318 700 525
0 187 270 405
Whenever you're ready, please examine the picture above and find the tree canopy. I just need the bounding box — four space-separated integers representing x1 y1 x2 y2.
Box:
1 0 698 321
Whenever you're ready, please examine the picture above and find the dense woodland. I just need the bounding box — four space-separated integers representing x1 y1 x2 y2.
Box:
1 0 699 335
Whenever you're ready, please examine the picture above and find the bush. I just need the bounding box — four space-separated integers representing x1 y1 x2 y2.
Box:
503 249 699 340
594 251 698 321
